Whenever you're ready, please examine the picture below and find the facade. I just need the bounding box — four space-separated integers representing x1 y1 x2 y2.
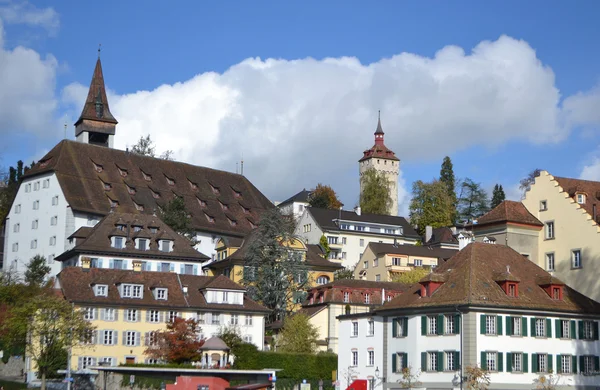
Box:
522 171 600 302
338 243 600 390
295 207 419 269
359 116 399 216
57 212 209 274
33 267 269 383
354 242 457 282
300 280 408 354
277 189 311 221
3 58 272 278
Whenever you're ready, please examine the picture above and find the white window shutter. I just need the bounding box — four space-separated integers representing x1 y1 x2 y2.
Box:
78 357 83 370
114 309 119 321
135 332 141 346
146 310 150 322
122 331 126 345
112 331 118 345
100 308 105 321
144 332 149 346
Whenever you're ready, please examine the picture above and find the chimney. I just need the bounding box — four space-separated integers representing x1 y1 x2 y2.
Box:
425 226 433 243
81 257 91 269
450 226 457 234
183 286 188 294
132 260 142 272
393 238 398 247
355 206 361 216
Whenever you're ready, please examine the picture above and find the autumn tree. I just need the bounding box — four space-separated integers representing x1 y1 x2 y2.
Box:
360 168 392 215
159 196 196 239
278 313 319 354
457 178 489 222
533 372 560 390
439 156 457 220
4 295 95 390
519 168 542 197
409 180 454 235
398 366 422 389
24 255 51 287
391 267 431 284
145 317 204 364
465 365 490 390
240 208 308 321
131 134 174 160
308 184 342 210
319 235 331 258
490 184 506 209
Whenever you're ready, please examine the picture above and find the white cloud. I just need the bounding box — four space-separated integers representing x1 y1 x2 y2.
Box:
0 1 59 34
60 35 599 213
563 84 600 130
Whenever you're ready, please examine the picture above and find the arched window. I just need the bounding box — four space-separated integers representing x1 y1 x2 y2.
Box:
316 276 330 285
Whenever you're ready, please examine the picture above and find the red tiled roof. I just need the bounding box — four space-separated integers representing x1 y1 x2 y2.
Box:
476 200 543 227
554 176 600 221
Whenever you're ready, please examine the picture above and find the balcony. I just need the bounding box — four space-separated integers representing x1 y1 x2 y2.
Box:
387 264 412 273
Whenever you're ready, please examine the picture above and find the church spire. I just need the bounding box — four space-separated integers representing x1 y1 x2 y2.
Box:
74 56 117 148
374 110 384 145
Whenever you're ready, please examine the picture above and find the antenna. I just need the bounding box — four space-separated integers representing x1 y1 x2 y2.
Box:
98 43 102 58
240 153 244 176
64 123 67 139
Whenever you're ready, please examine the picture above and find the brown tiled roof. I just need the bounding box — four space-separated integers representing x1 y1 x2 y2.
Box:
305 245 344 270
25 140 273 237
57 267 269 313
379 243 600 314
554 176 600 220
201 274 245 290
426 227 458 246
56 212 209 262
367 242 457 260
297 305 327 318
475 200 543 227
358 118 399 162
303 279 410 306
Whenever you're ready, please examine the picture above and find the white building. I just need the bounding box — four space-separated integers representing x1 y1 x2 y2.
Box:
277 189 311 221
295 207 419 269
338 242 600 390
3 57 272 279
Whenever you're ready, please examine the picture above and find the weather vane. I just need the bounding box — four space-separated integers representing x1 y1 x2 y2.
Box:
98 43 102 58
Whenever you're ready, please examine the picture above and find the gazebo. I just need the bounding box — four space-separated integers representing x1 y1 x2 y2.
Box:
200 337 231 368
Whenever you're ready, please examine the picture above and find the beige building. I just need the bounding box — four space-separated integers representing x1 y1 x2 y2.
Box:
521 171 600 302
354 242 457 281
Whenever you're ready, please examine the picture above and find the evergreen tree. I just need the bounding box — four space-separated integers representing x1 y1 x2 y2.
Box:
24 255 51 287
308 184 342 210
159 197 196 239
519 169 541 198
360 168 392 215
278 313 319 354
131 134 174 160
439 156 457 220
457 178 489 222
490 184 506 209
408 180 454 235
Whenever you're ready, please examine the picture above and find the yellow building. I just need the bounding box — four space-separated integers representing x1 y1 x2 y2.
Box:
50 266 269 375
354 242 457 282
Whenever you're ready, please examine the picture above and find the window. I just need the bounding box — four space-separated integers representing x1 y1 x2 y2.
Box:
428 352 438 372
428 315 438 335
512 317 522 336
577 193 586 204
156 288 167 300
83 307 95 321
561 355 572 374
50 216 58 225
30 239 37 249
327 236 338 245
561 320 570 339
486 352 497 371
583 355 595 374
148 310 160 323
351 322 358 337
102 330 115 345
161 263 171 273
572 249 582 268
125 331 139 347
243 335 252 343
363 261 368 269
540 200 547 211
211 313 221 325
79 357 95 370
113 237 124 249
394 317 407 337
545 221 554 239
231 314 239 325
13 223 19 233
316 276 329 285
446 351 456 371
33 200 39 210
445 315 455 334
342 237 347 245
245 315 253 326
43 179 49 188
81 329 95 345
122 284 143 299
196 312 205 324
368 350 374 366
12 243 18 252
537 353 548 373
351 351 358 366
103 308 116 321
168 311 179 322
126 309 138 322
15 204 21 213
414 259 423 266
375 274 381 282
392 257 401 266
359 239 364 247
373 259 378 267
31 219 38 229
343 292 350 303
100 357 114 366
368 319 374 336
508 283 517 297
160 240 172 252
52 196 58 206
364 294 370 304
546 253 555 271
511 352 522 372
394 353 406 372
113 259 124 269
486 315 497 335
552 287 561 300
49 236 56 246
356 226 365 231
341 252 347 259
535 318 546 337
94 285 107 297
25 184 31 193
582 320 595 340
34 181 40 191
137 238 148 251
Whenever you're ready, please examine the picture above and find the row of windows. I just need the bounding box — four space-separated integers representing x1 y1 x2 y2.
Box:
13 196 59 214
13 216 58 233
111 236 173 252
338 224 401 235
83 259 199 275
24 179 51 193
81 307 254 326
480 315 598 340
11 236 57 251
481 352 599 375
545 250 582 271
349 349 375 367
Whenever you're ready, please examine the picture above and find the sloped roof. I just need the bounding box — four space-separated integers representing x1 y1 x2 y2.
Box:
307 207 419 238
58 267 269 313
367 242 457 259
426 227 458 246
279 189 311 207
475 200 543 227
303 279 410 306
200 336 229 351
56 212 208 262
75 58 117 127
24 140 273 237
379 243 600 314
554 176 600 220
358 118 399 162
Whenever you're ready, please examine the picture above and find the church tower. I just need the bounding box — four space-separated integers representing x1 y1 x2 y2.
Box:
358 114 400 215
74 56 118 147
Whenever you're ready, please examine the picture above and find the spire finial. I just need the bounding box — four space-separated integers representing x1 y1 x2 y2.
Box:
98 43 101 58
378 110 380 121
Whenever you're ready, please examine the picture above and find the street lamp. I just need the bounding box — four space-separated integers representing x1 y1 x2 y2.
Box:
374 367 385 388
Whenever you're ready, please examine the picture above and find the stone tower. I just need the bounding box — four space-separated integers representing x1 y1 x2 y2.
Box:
358 114 400 215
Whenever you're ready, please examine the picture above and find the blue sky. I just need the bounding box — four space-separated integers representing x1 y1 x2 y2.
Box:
1 1 600 213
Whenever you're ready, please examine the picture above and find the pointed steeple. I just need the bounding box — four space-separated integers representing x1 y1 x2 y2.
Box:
375 110 384 135
74 57 117 148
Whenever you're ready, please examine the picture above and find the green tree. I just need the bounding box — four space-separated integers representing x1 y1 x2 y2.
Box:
24 255 51 287
439 156 457 220
399 366 422 389
319 235 331 258
408 180 454 235
278 313 319 354
490 184 506 209
457 178 489 222
4 295 95 390
217 324 244 353
159 196 196 239
360 168 392 215
131 134 174 160
308 184 342 210
240 208 308 321
334 268 354 280
391 267 430 284
519 168 541 197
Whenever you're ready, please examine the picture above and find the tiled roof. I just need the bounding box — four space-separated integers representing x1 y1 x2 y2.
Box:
554 176 600 221
366 242 457 259
56 212 208 262
57 267 269 313
307 207 419 238
426 227 458 246
279 189 311 207
379 243 600 314
359 118 399 162
303 279 410 306
24 140 273 237
475 200 543 227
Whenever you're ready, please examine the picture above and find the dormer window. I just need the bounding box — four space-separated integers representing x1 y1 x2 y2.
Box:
137 238 149 251
112 236 124 249
121 284 143 299
151 189 160 199
118 167 127 177
228 218 237 227
93 162 103 173
508 283 518 297
134 202 144 211
220 201 229 211
248 219 257 229
133 225 142 232
102 181 111 191
154 288 168 300
242 206 250 214
159 240 173 252
127 185 136 195
197 198 207 208
210 184 220 195
142 170 152 182
189 180 198 190
577 193 586 204
232 189 242 198
552 287 561 300
205 213 215 224
150 227 158 234
166 176 175 186
94 284 108 297
109 198 118 208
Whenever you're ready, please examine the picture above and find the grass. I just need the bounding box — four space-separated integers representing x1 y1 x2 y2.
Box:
0 379 26 389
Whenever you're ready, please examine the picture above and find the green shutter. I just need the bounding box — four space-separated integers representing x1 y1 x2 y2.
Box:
392 319 398 338
579 356 585 374
578 320 584 339
522 317 528 336
392 353 397 373
421 316 427 335
403 318 408 337
506 352 512 372
481 351 487 370
454 351 460 369
556 354 562 374
593 321 599 340
532 353 538 373
498 352 504 372
454 314 460 334
480 314 486 334
531 318 536 336
595 356 600 371
437 351 444 371
506 316 512 336
546 318 552 338
523 353 529 373
555 319 561 338
547 354 553 373
572 355 578 374
570 320 576 339
497 315 503 335
421 352 427 371
437 315 444 335
403 353 408 370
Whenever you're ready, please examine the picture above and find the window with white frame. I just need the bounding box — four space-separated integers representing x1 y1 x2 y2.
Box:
155 288 168 300
546 253 555 271
125 331 138 346
33 200 39 210
104 308 116 321
445 315 455 334
583 355 595 374
100 357 114 366
13 223 19 233
121 284 143 299
317 276 329 285
359 239 364 247
373 259 378 267
414 259 423 266
137 238 149 251
352 321 358 337
83 307 95 321
196 312 205 324
343 292 350 303
211 313 221 325
15 204 21 213
540 200 547 211
245 315 253 326
43 179 49 188
512 317 521 336
351 351 358 367
511 352 522 372
375 274 381 282
12 243 17 252
392 257 401 266
583 320 595 339
148 310 160 323
52 196 59 206
168 311 179 322
486 315 497 335
113 237 124 249
561 355 572 374
572 249 582 268
368 319 374 336
243 335 252 343
363 261 368 269
535 318 546 337
561 320 570 339
79 357 95 370
102 330 116 345
25 184 31 193
368 378 375 390
545 221 554 239
32 219 38 229
49 236 56 246
231 314 239 325
94 285 107 297
486 352 497 371
577 193 586 204
446 351 456 371
50 216 58 226
428 315 437 335
368 350 374 366
126 309 138 322
537 353 548 373
30 239 37 249
34 181 39 191
428 352 438 371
